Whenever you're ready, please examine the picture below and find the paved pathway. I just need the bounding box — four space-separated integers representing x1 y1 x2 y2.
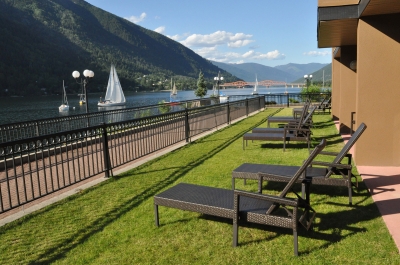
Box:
335 121 400 252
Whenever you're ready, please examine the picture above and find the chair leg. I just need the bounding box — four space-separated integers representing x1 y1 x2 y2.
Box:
348 183 353 205
233 222 238 247
293 231 298 256
154 204 159 226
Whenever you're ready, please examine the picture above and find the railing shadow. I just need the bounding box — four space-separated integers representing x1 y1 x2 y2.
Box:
10 109 277 264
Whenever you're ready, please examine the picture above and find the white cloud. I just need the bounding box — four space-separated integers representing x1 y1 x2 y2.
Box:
124 12 147 23
154 26 165 34
303 50 331 56
242 50 255 58
254 50 286 60
180 31 253 48
194 47 285 63
228 39 254 48
167 32 191 41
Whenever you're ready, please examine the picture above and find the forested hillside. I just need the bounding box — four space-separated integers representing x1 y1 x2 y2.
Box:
0 0 236 96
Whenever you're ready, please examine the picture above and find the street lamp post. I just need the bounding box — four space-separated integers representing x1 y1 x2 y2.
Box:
214 71 224 99
72 69 94 114
304 74 312 93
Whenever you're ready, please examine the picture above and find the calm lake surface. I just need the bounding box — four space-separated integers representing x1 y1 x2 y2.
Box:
0 86 301 125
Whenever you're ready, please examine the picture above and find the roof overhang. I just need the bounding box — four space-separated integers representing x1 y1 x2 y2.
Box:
317 0 400 48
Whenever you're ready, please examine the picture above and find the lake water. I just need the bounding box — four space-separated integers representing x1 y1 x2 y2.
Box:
0 86 301 125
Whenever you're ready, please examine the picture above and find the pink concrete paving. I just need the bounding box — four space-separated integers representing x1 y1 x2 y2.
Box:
335 121 400 252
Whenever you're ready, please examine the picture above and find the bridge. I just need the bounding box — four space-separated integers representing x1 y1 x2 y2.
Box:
220 80 304 88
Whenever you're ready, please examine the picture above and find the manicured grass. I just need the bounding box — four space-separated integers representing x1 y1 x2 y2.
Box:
0 108 399 264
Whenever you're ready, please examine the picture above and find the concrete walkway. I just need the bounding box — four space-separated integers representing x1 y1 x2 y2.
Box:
335 121 400 252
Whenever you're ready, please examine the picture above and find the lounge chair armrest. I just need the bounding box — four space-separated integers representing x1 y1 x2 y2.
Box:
234 190 298 207
285 127 311 133
311 161 352 169
315 152 352 164
318 151 339 156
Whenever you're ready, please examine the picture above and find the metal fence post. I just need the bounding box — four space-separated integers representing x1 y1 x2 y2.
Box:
287 93 290 108
227 101 231 124
246 98 249 116
185 108 190 142
101 123 112 178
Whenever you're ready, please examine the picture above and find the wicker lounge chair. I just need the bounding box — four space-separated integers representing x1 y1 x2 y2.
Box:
242 110 313 151
293 96 331 117
252 106 316 134
234 123 367 205
154 139 326 256
267 100 311 127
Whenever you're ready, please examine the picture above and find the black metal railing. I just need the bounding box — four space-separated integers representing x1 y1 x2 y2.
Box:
0 97 266 214
0 96 259 144
265 92 331 107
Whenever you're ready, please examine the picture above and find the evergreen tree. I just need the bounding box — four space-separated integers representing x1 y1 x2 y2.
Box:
194 70 207 98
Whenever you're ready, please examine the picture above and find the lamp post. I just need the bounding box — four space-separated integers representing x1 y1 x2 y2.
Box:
214 71 224 99
72 69 94 114
304 74 312 93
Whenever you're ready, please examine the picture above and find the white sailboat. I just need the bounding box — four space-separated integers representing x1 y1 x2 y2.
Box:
78 87 86 105
251 75 259 95
98 64 126 107
171 82 177 96
59 80 69 112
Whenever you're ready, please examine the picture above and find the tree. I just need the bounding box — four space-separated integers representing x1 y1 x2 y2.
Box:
300 84 331 102
194 70 207 98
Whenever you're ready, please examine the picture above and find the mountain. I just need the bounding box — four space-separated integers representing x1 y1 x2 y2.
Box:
211 61 297 82
212 61 329 83
0 0 236 96
275 63 329 80
293 63 332 83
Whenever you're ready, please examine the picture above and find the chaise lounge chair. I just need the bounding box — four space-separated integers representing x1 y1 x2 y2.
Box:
242 108 315 151
233 123 367 205
293 96 331 117
267 100 311 127
154 139 326 256
252 106 316 134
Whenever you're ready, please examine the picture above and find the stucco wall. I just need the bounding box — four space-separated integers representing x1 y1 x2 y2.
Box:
338 46 357 134
355 14 400 166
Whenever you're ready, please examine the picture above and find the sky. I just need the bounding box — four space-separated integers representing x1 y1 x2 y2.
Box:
85 0 332 67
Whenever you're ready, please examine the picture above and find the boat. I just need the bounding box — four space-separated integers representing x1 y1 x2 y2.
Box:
212 85 217 96
251 75 259 95
78 83 86 104
78 93 86 105
59 80 69 112
98 64 126 107
171 79 177 96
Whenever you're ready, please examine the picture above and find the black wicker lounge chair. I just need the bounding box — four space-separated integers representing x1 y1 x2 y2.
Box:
252 106 316 134
234 123 367 205
293 96 331 117
242 108 314 151
267 100 311 127
154 139 326 256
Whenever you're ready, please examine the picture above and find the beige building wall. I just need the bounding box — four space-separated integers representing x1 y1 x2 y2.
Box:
355 14 400 166
332 56 341 121
338 46 357 134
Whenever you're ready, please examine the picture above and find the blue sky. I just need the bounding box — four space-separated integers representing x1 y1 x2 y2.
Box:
85 0 331 67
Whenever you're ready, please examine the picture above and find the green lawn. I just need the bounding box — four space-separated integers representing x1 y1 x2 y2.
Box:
0 108 399 264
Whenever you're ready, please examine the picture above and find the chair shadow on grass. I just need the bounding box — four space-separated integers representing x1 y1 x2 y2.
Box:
183 199 375 256
11 110 275 264
202 179 378 255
